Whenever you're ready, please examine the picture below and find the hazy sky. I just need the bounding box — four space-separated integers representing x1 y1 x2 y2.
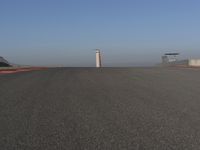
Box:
1 0 200 66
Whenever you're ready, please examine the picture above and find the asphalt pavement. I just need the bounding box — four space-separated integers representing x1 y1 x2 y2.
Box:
1 67 200 150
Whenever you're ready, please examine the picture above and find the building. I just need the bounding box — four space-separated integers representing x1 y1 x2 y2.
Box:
0 56 11 67
161 53 200 67
161 53 179 64
188 59 200 67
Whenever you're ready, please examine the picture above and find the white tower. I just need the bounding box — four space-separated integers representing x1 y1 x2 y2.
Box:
96 49 102 68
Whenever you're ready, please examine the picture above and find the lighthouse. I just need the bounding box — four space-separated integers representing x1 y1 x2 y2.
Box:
96 49 102 68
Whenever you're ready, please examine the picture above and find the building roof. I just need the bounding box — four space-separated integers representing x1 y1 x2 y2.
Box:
165 53 179 56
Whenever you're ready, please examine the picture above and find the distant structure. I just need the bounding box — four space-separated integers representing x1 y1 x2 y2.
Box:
0 56 11 67
162 53 179 64
161 53 200 67
96 49 102 68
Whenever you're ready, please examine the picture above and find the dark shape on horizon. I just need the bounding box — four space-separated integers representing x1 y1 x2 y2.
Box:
165 53 179 56
0 56 11 67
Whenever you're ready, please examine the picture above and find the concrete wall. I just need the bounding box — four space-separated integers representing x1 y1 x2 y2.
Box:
189 59 200 67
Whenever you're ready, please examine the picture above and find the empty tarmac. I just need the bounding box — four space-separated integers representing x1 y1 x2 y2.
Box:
1 67 200 150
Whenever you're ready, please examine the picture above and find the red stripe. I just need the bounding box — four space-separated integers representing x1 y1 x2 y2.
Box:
0 67 47 74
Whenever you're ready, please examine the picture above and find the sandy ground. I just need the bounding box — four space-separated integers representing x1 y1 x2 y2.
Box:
0 67 200 150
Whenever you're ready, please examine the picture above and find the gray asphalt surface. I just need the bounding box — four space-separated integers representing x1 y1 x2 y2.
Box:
1 67 200 150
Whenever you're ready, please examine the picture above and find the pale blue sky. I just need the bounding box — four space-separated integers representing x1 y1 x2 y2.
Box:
0 0 200 66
